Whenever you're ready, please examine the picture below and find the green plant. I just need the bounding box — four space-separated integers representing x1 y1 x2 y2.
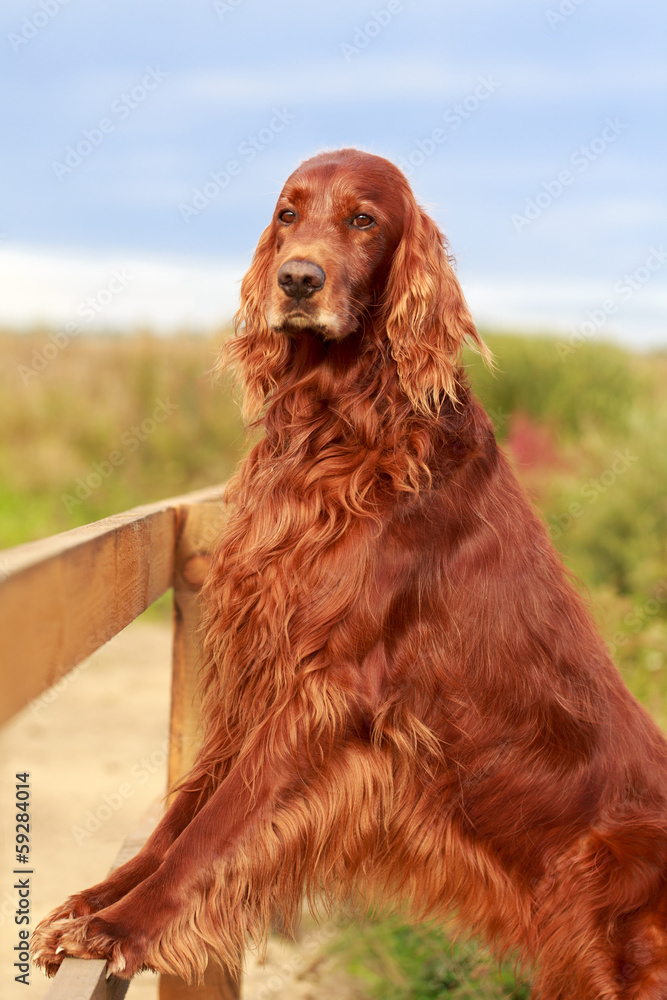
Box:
331 917 530 999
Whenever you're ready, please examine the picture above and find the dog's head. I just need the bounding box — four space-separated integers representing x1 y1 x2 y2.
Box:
234 148 489 415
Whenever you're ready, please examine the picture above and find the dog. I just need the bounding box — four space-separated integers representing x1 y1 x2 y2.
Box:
33 148 667 998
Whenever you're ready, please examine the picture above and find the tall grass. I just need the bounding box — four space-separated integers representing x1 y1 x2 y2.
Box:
331 917 531 999
0 329 242 546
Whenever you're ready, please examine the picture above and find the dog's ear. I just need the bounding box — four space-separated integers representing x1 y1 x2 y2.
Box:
220 225 290 423
382 202 491 414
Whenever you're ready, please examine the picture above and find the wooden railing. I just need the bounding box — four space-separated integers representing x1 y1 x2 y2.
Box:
0 485 240 999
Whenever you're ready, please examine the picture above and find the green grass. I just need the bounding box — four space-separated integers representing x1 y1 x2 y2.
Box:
331 917 530 999
466 331 643 439
0 328 243 547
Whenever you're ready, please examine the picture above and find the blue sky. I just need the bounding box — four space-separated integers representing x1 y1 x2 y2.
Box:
1 0 665 345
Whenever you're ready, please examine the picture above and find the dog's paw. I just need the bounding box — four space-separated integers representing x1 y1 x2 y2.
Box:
31 895 96 976
32 911 146 979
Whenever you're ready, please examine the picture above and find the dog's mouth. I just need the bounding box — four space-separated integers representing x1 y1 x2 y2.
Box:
270 298 368 343
280 308 315 325
268 303 339 340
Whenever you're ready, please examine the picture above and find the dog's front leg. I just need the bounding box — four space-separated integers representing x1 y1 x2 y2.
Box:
32 735 388 983
32 743 303 982
30 754 225 953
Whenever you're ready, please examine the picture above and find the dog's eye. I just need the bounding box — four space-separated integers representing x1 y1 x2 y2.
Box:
351 214 375 229
278 209 296 224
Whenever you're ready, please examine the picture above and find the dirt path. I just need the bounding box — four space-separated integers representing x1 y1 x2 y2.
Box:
0 620 357 1000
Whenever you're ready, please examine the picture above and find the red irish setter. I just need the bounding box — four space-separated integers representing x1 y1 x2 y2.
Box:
34 149 667 998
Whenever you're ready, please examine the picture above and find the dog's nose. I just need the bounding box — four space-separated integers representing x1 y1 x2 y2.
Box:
277 260 326 300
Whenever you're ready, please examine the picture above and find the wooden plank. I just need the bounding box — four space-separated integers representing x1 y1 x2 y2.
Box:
161 496 239 1000
0 508 174 724
0 485 224 725
42 803 163 1000
43 958 129 1000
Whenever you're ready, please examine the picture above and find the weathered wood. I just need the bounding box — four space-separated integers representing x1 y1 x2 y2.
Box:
161 494 240 999
159 964 240 1000
167 495 226 792
42 804 163 1000
42 957 129 1000
0 484 237 998
0 485 224 724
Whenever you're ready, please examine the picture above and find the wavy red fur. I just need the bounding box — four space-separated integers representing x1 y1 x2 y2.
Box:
33 149 667 999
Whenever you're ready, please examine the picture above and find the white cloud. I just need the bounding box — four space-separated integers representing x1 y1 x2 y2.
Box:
0 245 246 333
465 276 667 349
1 245 664 348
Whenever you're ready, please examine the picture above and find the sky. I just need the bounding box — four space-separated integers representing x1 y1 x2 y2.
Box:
1 0 666 346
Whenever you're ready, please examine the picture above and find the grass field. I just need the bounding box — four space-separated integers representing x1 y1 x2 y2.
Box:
2 327 666 997
0 328 241 546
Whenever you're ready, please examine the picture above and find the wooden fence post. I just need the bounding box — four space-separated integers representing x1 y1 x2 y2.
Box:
159 494 240 1000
